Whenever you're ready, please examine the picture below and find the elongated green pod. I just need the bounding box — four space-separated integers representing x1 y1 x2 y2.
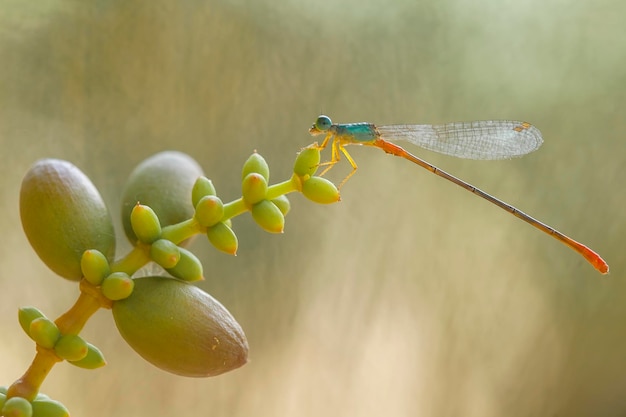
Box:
20 159 116 281
112 276 248 377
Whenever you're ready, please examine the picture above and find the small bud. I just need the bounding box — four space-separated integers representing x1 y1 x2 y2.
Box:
251 200 284 233
1 396 32 417
194 195 224 227
69 343 106 370
207 222 238 255
149 239 181 269
0 393 5 410
271 195 291 216
31 398 70 417
242 152 269 182
191 176 217 207
101 272 134 301
54 334 89 362
18 307 45 336
242 173 268 207
165 247 203 282
130 204 162 244
302 176 340 204
31 398 69 417
29 317 60 349
80 249 110 286
293 146 321 177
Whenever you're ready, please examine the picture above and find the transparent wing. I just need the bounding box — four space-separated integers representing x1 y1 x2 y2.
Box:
376 120 543 160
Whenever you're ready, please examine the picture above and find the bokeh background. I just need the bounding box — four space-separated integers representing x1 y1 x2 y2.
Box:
1 0 625 416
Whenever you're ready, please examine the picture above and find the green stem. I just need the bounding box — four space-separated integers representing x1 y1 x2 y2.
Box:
160 218 203 245
6 348 60 401
267 178 299 200
111 245 151 275
222 198 248 220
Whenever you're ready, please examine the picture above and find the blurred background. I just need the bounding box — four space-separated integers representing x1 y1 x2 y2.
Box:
1 0 625 416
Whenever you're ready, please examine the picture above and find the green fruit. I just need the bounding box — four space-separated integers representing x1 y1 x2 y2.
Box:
69 343 106 370
293 146 321 177
1 396 32 417
191 176 216 207
206 222 238 255
242 173 268 207
121 151 204 246
112 276 248 377
20 159 116 281
241 152 269 182
251 200 284 233
194 195 224 227
149 239 181 269
29 317 60 349
164 247 203 282
101 272 134 301
80 249 111 286
18 307 45 336
54 334 88 362
271 195 291 216
302 176 340 204
31 398 69 417
130 204 162 244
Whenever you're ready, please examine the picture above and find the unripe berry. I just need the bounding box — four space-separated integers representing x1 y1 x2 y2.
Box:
302 176 340 204
241 173 268 207
241 152 270 182
130 204 162 244
251 200 284 233
112 276 248 377
20 159 115 281
207 222 238 255
80 249 111 286
194 195 224 227
293 146 321 177
191 176 217 207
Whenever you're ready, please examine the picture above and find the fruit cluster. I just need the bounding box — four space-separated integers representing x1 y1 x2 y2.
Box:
4 145 338 416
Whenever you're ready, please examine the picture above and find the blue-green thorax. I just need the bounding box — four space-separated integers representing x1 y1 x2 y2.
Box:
331 122 378 144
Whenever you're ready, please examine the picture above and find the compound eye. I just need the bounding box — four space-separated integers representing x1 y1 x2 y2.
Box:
315 115 332 131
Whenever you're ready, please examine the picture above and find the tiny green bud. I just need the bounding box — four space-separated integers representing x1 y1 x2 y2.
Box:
302 176 340 204
191 176 217 207
69 343 106 370
242 173 268 207
251 200 284 233
130 203 162 244
0 393 6 410
271 195 291 216
31 398 69 417
18 307 45 336
293 146 321 177
54 334 89 362
165 247 203 282
242 152 270 182
29 317 60 349
1 396 32 417
207 222 238 255
80 249 110 286
149 239 181 269
101 272 134 301
194 195 224 227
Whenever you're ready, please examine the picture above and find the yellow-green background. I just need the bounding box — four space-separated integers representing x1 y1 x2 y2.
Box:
1 1 624 416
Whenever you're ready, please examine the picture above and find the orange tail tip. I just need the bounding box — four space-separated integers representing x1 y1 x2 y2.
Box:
580 245 609 274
